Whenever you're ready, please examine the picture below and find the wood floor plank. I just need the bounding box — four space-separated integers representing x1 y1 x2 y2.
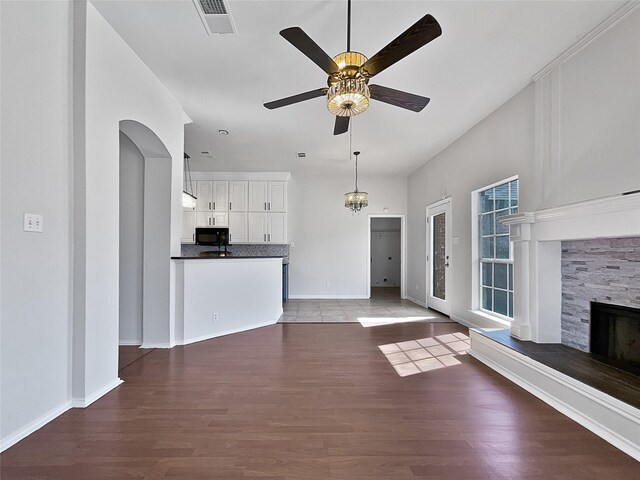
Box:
1 320 638 479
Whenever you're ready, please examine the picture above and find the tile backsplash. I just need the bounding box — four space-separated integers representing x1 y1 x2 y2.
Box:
181 243 289 262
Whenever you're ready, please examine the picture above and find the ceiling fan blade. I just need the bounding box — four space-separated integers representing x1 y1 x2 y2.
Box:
369 84 430 112
280 27 341 75
359 14 442 78
264 88 327 109
333 116 350 135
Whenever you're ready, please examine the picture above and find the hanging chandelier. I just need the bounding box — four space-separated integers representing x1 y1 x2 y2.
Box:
345 149 368 213
182 153 197 209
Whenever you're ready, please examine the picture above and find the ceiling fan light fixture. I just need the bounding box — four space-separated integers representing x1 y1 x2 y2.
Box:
327 77 370 117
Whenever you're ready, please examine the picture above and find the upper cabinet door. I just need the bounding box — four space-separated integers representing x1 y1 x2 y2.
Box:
181 211 197 243
228 212 248 243
229 181 248 211
268 182 287 212
248 181 268 211
212 181 228 211
248 212 268 243
268 213 287 243
212 212 228 227
196 211 212 227
196 181 213 211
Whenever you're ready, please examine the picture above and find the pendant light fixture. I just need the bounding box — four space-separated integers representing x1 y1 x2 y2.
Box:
344 125 368 212
182 153 197 209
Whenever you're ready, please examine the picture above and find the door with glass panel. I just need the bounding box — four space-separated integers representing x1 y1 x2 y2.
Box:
427 199 452 315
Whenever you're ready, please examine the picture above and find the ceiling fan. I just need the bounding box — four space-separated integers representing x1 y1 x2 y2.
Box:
263 0 442 135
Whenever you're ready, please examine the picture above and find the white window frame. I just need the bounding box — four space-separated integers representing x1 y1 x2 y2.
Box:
470 175 518 324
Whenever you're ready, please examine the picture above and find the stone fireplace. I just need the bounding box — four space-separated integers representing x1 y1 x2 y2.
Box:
561 237 640 352
500 192 640 345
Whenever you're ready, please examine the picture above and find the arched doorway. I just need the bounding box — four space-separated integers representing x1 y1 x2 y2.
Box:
118 120 172 365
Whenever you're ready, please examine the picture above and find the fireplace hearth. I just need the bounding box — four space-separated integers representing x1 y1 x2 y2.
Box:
590 302 640 377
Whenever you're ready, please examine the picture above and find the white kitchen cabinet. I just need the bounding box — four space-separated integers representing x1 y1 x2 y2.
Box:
268 213 287 243
212 181 228 211
248 212 268 243
197 212 228 227
196 181 213 211
248 181 268 211
229 181 248 211
268 182 287 212
181 211 197 243
212 212 228 227
229 212 248 243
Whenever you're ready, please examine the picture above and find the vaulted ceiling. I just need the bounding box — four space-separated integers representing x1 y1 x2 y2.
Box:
93 0 624 175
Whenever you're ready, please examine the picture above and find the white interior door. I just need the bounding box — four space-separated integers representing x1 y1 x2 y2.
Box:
427 199 452 315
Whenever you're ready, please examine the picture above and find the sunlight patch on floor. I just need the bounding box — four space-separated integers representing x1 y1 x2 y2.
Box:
379 332 470 377
358 316 438 327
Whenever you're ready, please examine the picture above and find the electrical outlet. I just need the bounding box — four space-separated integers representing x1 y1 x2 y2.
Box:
326 281 331 287
24 213 43 233
212 312 218 322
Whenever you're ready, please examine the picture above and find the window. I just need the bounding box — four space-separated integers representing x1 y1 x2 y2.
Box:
478 179 518 318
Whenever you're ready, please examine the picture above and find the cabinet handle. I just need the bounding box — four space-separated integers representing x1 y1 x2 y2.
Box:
192 233 195 241
213 218 216 226
229 202 232 210
268 202 271 211
213 201 216 210
268 233 271 242
209 201 212 210
209 217 211 226
264 233 266 241
264 202 267 211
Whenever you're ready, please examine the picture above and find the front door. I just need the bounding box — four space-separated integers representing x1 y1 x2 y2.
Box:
427 199 452 315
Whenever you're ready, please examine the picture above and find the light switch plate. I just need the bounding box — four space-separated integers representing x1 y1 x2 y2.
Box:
24 213 43 233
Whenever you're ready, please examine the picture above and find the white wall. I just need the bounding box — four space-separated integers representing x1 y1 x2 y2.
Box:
371 218 401 287
0 0 74 448
537 8 640 209
407 85 535 321
72 1 187 401
288 174 407 298
119 132 144 345
407 8 640 326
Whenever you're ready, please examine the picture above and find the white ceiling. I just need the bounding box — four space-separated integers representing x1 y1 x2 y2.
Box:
93 0 624 175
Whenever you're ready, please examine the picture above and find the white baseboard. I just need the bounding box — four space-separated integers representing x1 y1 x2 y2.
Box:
469 331 640 461
450 313 483 329
119 340 142 346
72 378 124 408
140 342 174 349
289 295 369 300
405 295 427 308
0 400 72 452
179 315 280 346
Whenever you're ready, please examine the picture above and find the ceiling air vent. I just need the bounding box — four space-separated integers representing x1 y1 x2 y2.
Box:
297 152 306 158
201 151 215 160
193 0 236 35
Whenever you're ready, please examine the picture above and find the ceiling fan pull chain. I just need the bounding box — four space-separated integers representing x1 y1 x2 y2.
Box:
347 0 351 52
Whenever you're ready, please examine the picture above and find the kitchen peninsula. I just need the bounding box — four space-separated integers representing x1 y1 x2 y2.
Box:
172 255 284 345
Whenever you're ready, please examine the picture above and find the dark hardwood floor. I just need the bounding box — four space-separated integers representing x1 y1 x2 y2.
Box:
119 346 155 371
2 322 638 479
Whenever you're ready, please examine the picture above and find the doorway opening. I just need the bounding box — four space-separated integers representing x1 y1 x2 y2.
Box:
118 120 172 369
426 199 452 316
367 215 406 300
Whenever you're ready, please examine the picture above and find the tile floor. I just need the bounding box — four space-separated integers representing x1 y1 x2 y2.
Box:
379 331 471 377
279 287 454 324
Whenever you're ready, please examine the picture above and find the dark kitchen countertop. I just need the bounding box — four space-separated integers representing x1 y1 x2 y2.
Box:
172 255 288 264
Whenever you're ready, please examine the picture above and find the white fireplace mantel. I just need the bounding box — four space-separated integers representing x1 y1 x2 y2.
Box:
500 192 640 342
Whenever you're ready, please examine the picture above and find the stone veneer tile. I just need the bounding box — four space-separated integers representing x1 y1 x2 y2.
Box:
561 237 640 352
